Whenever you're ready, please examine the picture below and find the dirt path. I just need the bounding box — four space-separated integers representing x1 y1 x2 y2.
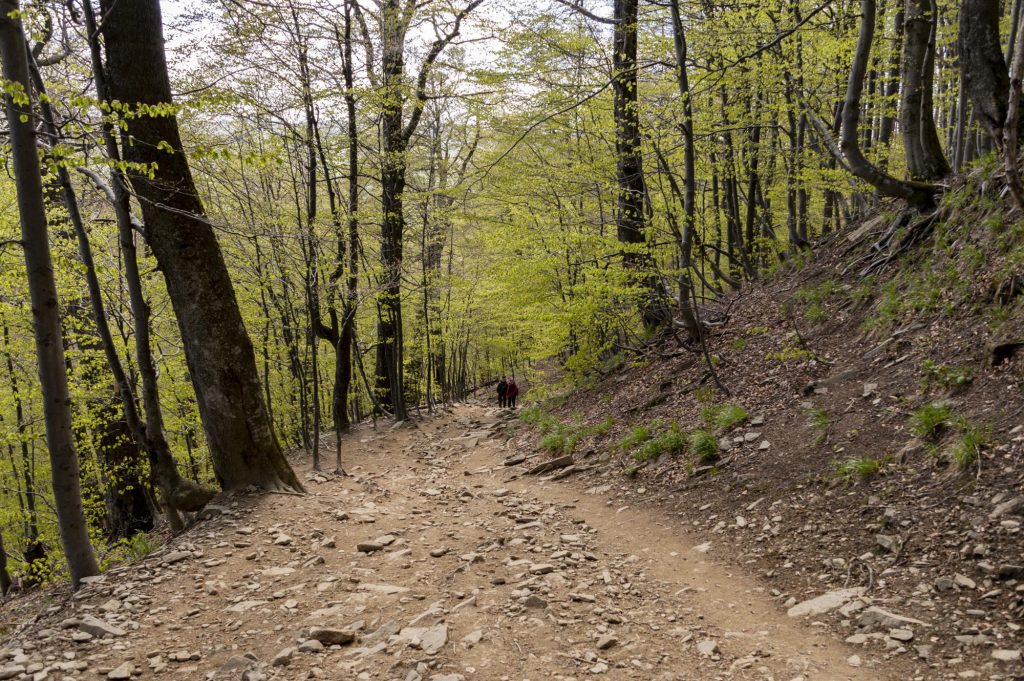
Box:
2 405 900 681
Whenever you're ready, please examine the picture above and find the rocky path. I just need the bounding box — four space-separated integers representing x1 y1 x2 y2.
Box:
1 405 900 681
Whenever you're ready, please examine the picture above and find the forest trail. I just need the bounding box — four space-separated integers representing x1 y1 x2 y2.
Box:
5 405 898 681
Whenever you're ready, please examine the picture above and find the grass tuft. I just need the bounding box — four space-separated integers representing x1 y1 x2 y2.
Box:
910 402 951 440
689 429 719 463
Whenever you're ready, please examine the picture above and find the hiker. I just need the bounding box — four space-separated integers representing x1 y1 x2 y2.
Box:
497 376 508 408
506 378 520 409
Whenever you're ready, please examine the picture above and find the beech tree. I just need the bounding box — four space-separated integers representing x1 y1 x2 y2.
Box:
98 0 301 492
0 0 99 587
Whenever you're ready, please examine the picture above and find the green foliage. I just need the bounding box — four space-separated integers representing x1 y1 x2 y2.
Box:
948 420 987 471
538 414 615 456
910 403 951 440
700 403 748 431
633 423 686 463
920 359 973 391
618 424 653 451
689 430 719 464
806 406 830 444
833 456 883 481
102 531 158 569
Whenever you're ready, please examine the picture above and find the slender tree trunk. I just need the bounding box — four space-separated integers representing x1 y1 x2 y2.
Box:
99 0 301 492
613 0 665 327
0 0 99 587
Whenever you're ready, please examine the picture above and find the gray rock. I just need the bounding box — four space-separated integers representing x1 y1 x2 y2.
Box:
107 662 134 680
162 550 191 565
786 588 865 618
596 635 618 650
219 655 257 672
78 615 126 639
992 649 1022 662
875 534 899 553
308 627 355 646
357 541 384 553
0 665 25 681
990 496 1023 519
857 607 925 630
297 639 324 653
271 648 294 667
696 639 718 657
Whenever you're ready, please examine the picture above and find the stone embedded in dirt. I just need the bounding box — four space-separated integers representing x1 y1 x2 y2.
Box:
461 629 483 648
0 665 25 681
162 550 192 565
743 431 760 442
399 623 448 654
997 564 1024 579
78 615 126 639
375 534 397 546
261 566 295 577
693 541 711 553
750 415 764 426
888 628 914 642
529 563 555 575
492 488 510 497
298 639 324 653
273 534 293 546
786 588 865 618
847 654 862 667
526 455 573 475
220 655 257 672
429 547 448 558
857 607 926 630
990 496 1023 519
357 541 384 553
596 634 618 650
308 627 356 646
758 440 770 450
590 662 608 674
875 534 899 552
524 595 547 609
696 639 718 657
503 455 527 466
272 646 294 666
992 649 1022 662
954 573 977 589
107 662 134 679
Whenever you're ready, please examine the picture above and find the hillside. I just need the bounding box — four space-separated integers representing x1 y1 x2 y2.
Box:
509 165 1024 680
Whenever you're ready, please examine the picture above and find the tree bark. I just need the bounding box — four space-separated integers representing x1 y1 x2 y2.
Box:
0 0 99 587
959 0 1009 146
613 0 665 327
900 0 951 179
842 0 937 209
99 0 301 492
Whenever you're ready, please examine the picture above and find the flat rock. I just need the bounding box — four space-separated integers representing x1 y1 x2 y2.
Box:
162 550 192 565
992 649 1022 662
78 615 126 639
596 634 617 650
857 607 926 630
787 588 865 618
107 662 134 680
696 639 718 657
309 627 355 646
0 666 25 681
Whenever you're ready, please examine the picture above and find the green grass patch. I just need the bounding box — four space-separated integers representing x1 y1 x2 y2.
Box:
948 419 988 471
700 403 748 431
633 424 687 463
619 424 654 451
910 402 951 440
833 456 883 481
689 429 719 463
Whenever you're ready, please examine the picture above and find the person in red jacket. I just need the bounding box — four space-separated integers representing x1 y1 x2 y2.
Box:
505 378 520 409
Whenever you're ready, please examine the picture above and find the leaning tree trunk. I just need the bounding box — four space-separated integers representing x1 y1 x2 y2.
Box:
900 0 951 180
0 0 99 587
99 0 301 492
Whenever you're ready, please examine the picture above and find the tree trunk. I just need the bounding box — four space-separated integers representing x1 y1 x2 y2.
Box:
0 0 99 587
842 0 937 209
900 0 951 179
960 0 1009 146
613 0 665 327
99 0 301 492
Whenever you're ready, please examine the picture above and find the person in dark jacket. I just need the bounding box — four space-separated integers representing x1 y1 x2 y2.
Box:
497 376 508 408
506 378 520 409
